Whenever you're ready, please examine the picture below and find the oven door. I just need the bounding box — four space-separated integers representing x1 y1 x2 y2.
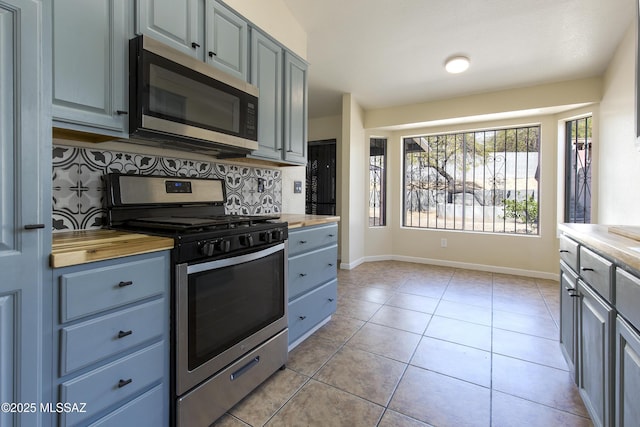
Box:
175 242 287 395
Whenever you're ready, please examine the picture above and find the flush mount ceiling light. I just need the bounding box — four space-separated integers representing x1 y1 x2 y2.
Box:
445 56 470 74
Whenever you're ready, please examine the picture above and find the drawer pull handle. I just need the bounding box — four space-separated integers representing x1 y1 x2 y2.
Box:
118 378 132 388
581 267 594 272
299 240 307 244
230 357 260 381
118 281 133 288
115 110 128 115
328 234 335 237
191 42 200 49
117 330 133 339
328 263 334 267
24 223 45 230
299 316 307 320
559 249 570 253
299 273 307 277
328 298 334 302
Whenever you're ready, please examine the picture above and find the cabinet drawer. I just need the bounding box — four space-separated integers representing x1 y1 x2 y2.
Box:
60 299 164 376
88 384 164 427
616 269 640 329
289 245 337 300
579 246 613 302
60 342 164 426
60 255 166 322
559 235 579 272
288 279 337 343
288 223 338 256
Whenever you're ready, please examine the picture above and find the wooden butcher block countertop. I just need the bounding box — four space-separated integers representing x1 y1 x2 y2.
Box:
51 230 175 268
279 214 340 229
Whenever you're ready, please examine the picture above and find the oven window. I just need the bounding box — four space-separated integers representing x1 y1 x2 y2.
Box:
187 250 284 371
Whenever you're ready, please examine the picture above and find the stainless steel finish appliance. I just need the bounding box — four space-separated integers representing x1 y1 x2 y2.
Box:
129 35 259 156
106 174 288 427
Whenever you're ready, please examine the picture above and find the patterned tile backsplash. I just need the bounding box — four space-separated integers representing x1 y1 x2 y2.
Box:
52 145 282 231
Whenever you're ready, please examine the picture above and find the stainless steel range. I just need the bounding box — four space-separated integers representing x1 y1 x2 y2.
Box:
105 173 288 427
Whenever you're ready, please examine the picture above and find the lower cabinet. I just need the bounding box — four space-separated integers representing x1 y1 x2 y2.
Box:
50 251 170 427
287 223 338 347
615 316 640 427
559 262 579 380
577 280 614 427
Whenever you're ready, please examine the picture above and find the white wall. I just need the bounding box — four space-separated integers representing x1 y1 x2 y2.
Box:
353 78 609 278
223 0 307 60
598 23 640 224
340 95 366 268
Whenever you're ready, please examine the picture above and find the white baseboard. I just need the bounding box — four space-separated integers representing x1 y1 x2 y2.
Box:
339 254 559 281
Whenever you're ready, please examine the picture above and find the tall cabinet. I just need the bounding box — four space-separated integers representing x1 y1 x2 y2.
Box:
0 1 51 426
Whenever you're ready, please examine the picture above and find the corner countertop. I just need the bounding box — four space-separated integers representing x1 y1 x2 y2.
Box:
279 214 341 229
558 223 640 272
51 230 175 268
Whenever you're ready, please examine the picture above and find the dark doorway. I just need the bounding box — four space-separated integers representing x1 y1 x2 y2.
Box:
306 140 336 215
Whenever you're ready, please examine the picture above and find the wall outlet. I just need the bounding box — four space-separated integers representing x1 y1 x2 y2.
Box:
294 181 302 194
440 238 447 248
257 178 265 193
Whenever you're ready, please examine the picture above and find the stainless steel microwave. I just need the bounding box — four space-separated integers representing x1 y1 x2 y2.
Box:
129 35 259 156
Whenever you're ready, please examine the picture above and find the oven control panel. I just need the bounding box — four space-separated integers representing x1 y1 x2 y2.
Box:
180 224 288 263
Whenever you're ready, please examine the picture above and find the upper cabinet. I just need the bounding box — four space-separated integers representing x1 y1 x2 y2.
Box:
205 0 248 81
283 51 308 164
52 0 307 165
135 0 202 58
52 0 132 137
249 29 308 165
136 0 247 81
250 30 283 161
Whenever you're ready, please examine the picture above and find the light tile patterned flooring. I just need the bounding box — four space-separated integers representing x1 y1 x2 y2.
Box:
214 261 593 427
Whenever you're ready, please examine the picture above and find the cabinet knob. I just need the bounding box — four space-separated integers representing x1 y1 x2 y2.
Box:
191 42 200 49
208 51 217 57
117 378 133 388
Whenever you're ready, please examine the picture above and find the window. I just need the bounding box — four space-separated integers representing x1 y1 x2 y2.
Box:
369 138 387 226
403 126 540 234
564 116 591 223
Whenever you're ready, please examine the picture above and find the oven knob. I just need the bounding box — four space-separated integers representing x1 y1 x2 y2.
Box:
272 229 283 241
240 234 254 247
260 231 273 243
217 239 231 253
200 241 216 256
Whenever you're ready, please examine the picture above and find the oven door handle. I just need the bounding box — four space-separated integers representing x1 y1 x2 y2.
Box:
186 243 285 275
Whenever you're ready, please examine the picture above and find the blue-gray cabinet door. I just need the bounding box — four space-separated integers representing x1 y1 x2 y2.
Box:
205 0 247 81
283 52 308 164
615 316 640 427
250 30 282 160
135 0 202 58
578 280 614 427
0 1 50 426
52 0 131 137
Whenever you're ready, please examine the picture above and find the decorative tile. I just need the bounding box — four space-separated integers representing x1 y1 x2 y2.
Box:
52 144 282 231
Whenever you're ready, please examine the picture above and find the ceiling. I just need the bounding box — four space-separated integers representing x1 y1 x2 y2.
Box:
282 0 635 120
